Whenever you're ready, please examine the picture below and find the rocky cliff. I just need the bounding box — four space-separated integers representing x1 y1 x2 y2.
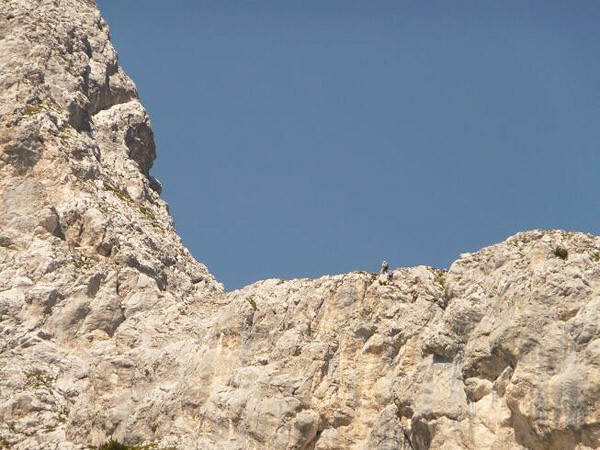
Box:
1 1 599 449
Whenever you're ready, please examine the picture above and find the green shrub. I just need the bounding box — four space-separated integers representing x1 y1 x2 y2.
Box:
98 440 129 450
25 368 54 389
553 246 568 260
97 439 159 450
245 295 257 311
24 102 45 116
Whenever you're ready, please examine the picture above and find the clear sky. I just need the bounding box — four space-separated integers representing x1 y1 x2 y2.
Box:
96 1 600 290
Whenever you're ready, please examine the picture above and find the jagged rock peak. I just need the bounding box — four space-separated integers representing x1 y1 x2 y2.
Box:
0 0 222 297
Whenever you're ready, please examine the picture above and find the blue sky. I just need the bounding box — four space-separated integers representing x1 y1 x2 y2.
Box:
97 1 600 290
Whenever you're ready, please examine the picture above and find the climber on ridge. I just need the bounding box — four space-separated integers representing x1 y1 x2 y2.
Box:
379 260 394 282
380 260 389 275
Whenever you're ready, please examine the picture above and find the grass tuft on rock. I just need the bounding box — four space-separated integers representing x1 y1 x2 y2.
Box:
553 246 568 260
97 439 159 450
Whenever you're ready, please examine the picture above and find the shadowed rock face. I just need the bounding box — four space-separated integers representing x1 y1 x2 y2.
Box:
0 1 599 449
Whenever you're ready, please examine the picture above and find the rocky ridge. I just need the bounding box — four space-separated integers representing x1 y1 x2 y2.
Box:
0 1 599 449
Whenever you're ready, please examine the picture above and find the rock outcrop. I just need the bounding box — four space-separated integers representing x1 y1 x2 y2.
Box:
1 1 599 449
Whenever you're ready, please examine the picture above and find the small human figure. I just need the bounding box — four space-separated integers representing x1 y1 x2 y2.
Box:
380 260 389 275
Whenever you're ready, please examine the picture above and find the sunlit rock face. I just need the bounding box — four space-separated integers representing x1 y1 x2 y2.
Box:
0 1 599 449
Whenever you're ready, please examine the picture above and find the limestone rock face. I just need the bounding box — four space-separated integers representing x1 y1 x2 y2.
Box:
0 1 221 448
1 1 599 450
